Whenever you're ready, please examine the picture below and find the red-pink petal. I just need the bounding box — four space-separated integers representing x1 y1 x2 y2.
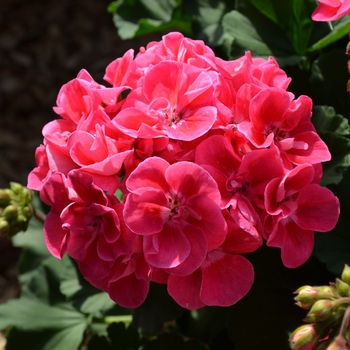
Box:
167 269 206 310
200 250 254 306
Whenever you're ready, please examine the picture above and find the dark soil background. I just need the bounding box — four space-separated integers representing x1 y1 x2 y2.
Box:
0 0 164 310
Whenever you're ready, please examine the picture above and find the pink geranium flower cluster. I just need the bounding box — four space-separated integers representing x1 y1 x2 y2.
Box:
27 32 340 309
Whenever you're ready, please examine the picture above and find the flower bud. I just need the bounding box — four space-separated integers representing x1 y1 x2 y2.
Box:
295 286 319 309
10 182 23 195
2 205 18 220
0 219 9 234
304 300 333 322
326 335 350 350
290 324 320 350
336 278 350 297
342 265 350 286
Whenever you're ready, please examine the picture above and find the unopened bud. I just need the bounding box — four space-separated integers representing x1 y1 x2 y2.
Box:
336 278 350 297
0 189 12 206
290 324 320 350
304 300 333 322
326 335 350 350
342 265 350 286
295 286 319 309
9 182 23 195
0 219 9 234
2 205 18 220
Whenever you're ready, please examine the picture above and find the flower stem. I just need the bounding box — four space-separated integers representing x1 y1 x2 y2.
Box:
339 307 350 338
103 315 132 325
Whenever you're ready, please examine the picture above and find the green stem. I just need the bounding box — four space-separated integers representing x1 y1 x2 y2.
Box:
103 315 133 325
32 208 46 224
333 298 350 307
339 307 350 338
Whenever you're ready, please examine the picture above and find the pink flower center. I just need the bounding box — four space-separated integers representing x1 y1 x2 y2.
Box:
164 107 182 127
264 124 286 141
168 197 180 220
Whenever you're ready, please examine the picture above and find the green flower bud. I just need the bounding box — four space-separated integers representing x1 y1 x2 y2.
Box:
290 324 320 350
2 205 18 220
295 286 319 309
0 219 9 234
0 189 12 206
342 265 350 286
336 278 350 297
304 300 333 322
10 182 24 195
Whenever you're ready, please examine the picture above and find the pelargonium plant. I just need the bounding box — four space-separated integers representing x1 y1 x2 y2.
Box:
26 31 340 311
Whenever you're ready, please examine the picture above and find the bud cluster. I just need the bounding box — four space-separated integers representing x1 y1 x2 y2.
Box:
0 182 33 237
290 265 350 350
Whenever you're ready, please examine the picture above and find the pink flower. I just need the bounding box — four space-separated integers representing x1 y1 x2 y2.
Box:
113 61 217 141
196 134 284 239
85 235 151 308
167 210 259 309
123 157 227 273
41 170 135 280
312 0 350 22
237 87 331 167
264 164 340 267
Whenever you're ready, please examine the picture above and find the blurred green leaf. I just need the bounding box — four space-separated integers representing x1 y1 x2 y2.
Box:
110 0 192 39
222 9 302 66
0 297 86 331
249 0 314 55
308 16 350 52
312 106 350 185
310 49 350 118
6 324 86 350
182 0 235 47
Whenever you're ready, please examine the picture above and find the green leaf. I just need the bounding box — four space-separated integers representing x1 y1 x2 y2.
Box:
249 0 314 55
310 49 350 118
222 10 303 67
312 106 350 136
80 292 115 316
110 0 191 39
6 324 86 350
308 16 350 52
312 106 350 185
0 296 86 331
182 0 235 47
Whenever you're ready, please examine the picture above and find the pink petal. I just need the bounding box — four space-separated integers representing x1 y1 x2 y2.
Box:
185 194 227 250
126 157 170 195
143 222 191 269
108 273 150 308
200 250 254 306
279 220 314 268
165 161 221 204
167 270 206 310
293 184 340 232
164 224 207 276
43 211 68 259
123 190 169 235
